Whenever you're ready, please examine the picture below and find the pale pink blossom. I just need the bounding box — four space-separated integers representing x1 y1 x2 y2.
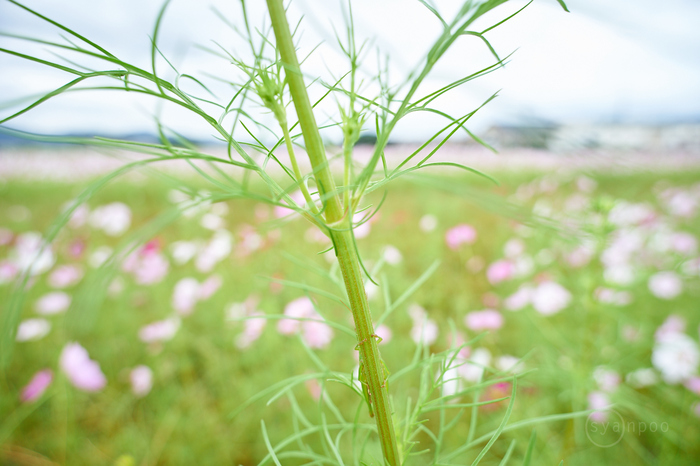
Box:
603 264 636 286
565 245 594 268
375 324 392 344
664 190 697 218
130 365 153 397
123 244 170 286
684 376 700 395
608 201 655 227
20 369 53 402
16 318 51 342
445 224 477 250
236 225 264 257
305 377 322 400
593 367 621 392
503 238 525 258
200 213 224 230
648 271 683 300
89 202 131 236
12 232 55 276
458 347 491 382
199 275 222 300
353 213 372 239
594 287 632 306
505 285 533 311
587 391 612 422
486 260 515 285
0 260 19 284
66 203 89 229
172 278 200 315
408 304 438 346
671 232 698 255
382 245 403 265
496 355 523 374
88 246 112 268
235 312 268 349
35 291 71 315
419 214 438 233
302 319 334 349
48 264 83 288
531 281 571 315
682 257 700 276
60 342 107 392
274 190 306 218
465 309 504 331
169 240 201 265
278 297 315 335
195 230 232 272
139 317 180 343
655 315 686 342
652 333 699 384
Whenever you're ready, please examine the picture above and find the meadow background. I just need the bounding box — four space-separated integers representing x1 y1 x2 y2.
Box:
1 147 700 465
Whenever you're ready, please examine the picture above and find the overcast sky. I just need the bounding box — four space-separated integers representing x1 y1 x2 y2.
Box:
1 0 699 143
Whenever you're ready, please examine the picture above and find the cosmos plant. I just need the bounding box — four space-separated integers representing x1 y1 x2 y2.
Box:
0 0 574 464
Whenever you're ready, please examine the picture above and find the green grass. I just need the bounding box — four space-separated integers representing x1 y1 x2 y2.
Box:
1 168 699 465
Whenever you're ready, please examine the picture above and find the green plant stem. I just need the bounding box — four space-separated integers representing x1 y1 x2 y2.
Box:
280 119 319 215
265 0 400 464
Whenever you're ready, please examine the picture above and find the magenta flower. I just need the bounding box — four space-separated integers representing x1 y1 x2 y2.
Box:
465 309 504 331
20 369 53 402
130 365 153 397
60 343 107 392
445 224 477 250
486 260 515 285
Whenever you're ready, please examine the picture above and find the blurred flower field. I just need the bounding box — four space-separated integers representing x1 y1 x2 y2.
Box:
1 166 700 465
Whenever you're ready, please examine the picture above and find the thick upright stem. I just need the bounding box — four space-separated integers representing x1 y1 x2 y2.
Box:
265 1 399 464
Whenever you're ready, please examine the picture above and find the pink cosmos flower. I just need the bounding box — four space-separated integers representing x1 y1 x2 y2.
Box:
277 297 334 349
408 304 438 346
419 215 438 233
89 202 131 236
367 324 389 345
504 285 533 311
445 224 477 250
671 232 698 255
20 369 53 402
588 391 612 422
305 377 322 400
60 342 107 392
195 230 233 272
652 333 699 384
130 365 153 397
0 260 19 284
172 278 200 315
34 291 71 315
139 317 180 343
12 232 55 276
594 287 632 306
593 367 621 393
465 309 504 331
123 244 170 286
353 213 372 239
48 264 83 288
235 312 268 349
16 318 51 342
684 376 700 395
654 315 686 342
648 271 683 300
199 275 222 300
531 281 571 315
486 260 515 285
458 347 491 382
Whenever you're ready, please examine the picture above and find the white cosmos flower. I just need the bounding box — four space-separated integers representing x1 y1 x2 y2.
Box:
652 333 699 384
